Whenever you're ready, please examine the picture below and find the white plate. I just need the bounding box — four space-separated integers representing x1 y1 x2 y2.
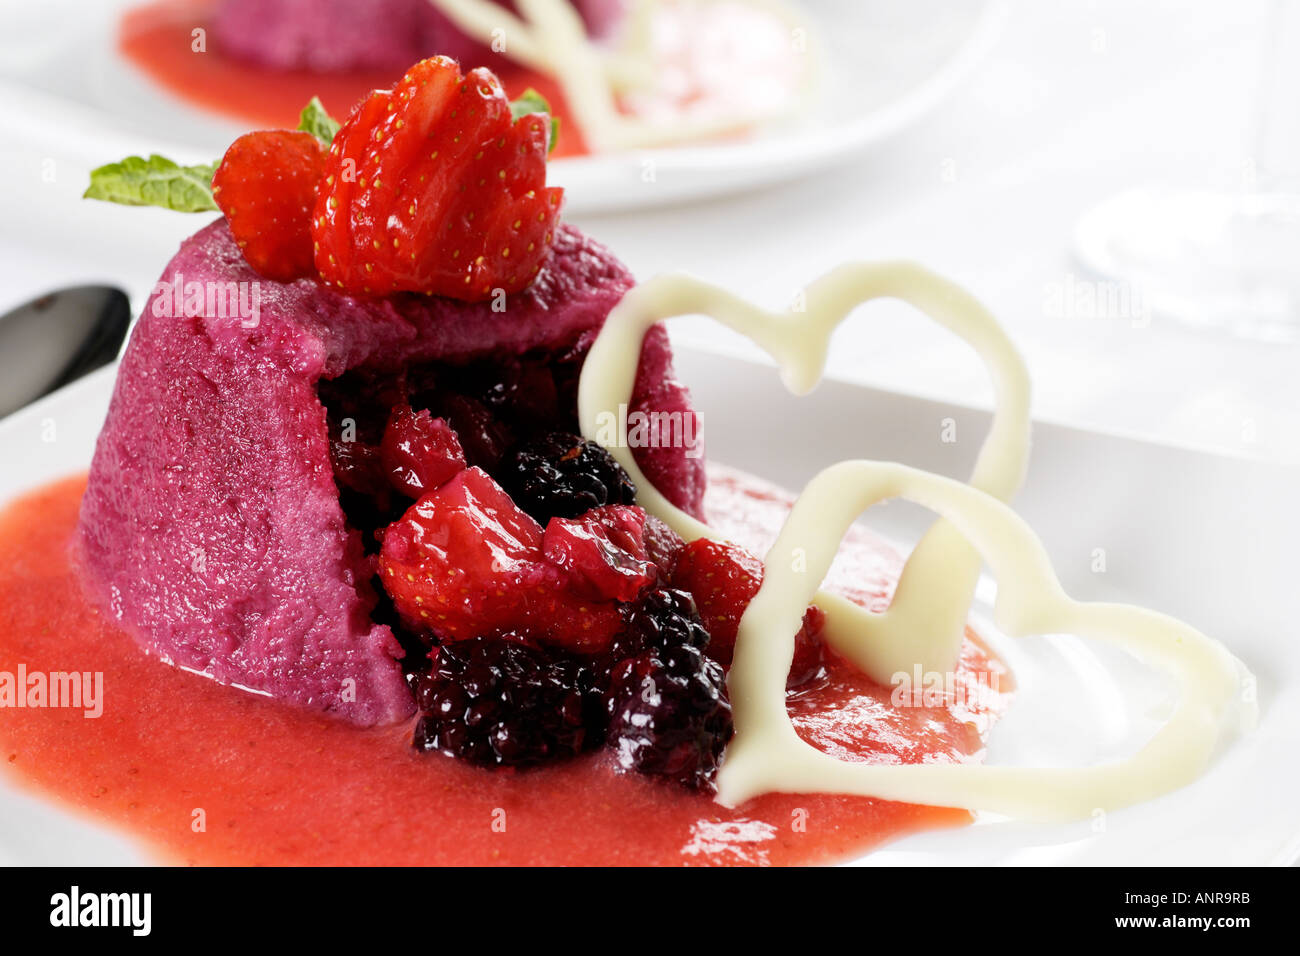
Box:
1 350 1296 865
0 0 1004 213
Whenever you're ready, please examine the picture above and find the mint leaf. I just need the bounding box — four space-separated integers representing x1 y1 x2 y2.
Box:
83 154 218 212
298 96 341 145
510 88 559 154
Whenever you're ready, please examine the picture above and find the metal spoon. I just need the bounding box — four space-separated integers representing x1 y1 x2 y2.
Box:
0 286 131 418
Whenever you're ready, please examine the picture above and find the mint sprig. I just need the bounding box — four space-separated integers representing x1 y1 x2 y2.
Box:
298 97 341 145
83 154 219 213
510 88 559 154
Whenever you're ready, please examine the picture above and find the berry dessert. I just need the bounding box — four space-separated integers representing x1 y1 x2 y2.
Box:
119 0 815 155
0 55 1255 866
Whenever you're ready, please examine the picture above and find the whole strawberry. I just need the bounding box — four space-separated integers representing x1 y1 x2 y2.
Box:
211 130 325 282
313 56 564 300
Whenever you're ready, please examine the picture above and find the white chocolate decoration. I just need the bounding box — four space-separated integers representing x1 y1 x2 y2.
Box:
429 0 818 151
578 263 1031 682
577 266 1257 820
719 460 1256 819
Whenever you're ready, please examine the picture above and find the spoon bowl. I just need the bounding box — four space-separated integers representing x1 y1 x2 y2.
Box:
0 285 130 418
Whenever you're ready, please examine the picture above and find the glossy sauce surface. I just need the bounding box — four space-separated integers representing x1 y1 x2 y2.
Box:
0 475 1007 865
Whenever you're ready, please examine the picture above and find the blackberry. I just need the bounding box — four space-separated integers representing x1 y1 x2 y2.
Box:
411 636 597 768
599 587 732 791
608 587 711 661
604 642 733 791
499 431 637 524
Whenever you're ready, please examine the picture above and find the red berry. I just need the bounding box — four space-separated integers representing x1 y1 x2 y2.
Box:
671 538 825 681
642 514 686 578
439 393 513 470
312 56 564 300
380 403 466 498
378 468 622 652
542 505 657 603
670 539 762 661
211 129 324 281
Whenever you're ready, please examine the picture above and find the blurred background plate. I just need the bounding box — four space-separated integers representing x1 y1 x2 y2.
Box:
0 0 1004 213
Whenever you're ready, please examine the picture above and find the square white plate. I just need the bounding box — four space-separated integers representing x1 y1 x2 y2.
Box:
1 349 1296 865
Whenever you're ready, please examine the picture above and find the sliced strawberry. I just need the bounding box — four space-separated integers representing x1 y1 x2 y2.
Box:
211 129 324 281
313 56 563 300
671 538 826 682
378 468 623 652
380 403 466 498
542 505 657 603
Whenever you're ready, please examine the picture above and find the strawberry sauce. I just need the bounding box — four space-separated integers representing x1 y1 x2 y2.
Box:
0 475 1008 865
118 0 589 157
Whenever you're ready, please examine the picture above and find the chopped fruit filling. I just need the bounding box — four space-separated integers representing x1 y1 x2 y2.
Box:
407 581 736 790
211 129 326 281
500 431 639 524
411 635 596 768
542 505 657 603
378 467 625 653
380 403 466 498
313 56 564 299
438 392 514 470
599 588 733 790
672 537 828 686
326 364 814 785
642 513 687 577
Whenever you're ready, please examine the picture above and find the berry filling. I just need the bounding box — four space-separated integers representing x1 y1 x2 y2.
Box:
314 343 823 791
542 506 657 603
411 635 598 768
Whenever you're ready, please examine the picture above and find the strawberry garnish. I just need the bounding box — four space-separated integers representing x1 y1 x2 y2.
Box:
313 56 564 301
211 129 325 282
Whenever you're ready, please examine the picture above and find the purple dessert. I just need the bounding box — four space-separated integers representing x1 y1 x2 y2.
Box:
212 0 627 73
76 219 703 725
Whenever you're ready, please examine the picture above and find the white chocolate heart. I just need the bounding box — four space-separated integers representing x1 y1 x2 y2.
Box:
579 262 1031 681
719 460 1255 819
578 264 1257 820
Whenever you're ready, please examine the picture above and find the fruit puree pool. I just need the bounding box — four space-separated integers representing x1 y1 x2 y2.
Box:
0 470 1008 866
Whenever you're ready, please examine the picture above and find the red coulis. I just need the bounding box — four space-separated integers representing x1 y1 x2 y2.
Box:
0 474 1010 865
